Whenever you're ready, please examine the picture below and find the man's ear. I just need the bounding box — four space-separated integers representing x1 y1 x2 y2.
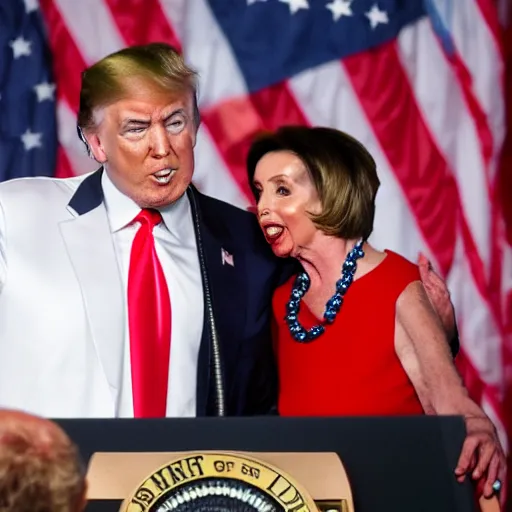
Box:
84 130 107 163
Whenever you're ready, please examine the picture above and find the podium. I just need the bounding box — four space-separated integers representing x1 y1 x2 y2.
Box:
56 416 482 512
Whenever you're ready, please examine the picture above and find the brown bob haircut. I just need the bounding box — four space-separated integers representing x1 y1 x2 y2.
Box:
247 126 380 241
77 42 200 133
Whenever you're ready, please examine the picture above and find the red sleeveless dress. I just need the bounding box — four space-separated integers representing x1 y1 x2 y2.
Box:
273 250 424 416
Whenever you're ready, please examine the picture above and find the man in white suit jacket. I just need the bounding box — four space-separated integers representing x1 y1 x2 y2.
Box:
0 43 291 419
0 43 458 421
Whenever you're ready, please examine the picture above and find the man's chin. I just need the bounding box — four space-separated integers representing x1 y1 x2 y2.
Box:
140 185 188 209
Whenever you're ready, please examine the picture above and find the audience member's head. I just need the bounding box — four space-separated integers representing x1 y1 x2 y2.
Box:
0 409 86 512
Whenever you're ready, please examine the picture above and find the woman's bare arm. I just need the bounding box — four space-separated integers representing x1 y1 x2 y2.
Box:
394 280 506 500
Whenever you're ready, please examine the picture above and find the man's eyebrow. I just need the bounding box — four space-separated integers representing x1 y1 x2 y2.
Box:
121 117 150 128
121 108 187 128
163 108 186 122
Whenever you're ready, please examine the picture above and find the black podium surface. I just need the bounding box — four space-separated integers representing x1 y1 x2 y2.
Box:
56 416 476 512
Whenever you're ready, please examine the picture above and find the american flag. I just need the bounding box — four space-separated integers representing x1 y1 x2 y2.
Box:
0 0 57 180
2 0 512 461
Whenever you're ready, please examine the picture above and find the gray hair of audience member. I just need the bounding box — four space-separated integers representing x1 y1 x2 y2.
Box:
0 409 86 512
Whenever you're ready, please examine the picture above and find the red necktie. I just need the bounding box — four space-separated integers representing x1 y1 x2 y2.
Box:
127 209 171 418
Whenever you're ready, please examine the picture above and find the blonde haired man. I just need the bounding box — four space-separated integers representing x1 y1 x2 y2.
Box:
0 43 456 419
0 43 286 418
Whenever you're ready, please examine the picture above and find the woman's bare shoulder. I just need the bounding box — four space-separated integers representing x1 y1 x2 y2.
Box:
355 243 387 278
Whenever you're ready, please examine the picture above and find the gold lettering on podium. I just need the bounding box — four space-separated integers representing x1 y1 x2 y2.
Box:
121 453 320 512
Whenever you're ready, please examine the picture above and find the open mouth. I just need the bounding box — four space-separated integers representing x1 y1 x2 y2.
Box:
152 168 177 185
262 224 284 242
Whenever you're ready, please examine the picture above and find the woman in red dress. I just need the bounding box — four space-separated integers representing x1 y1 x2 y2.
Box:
247 126 506 503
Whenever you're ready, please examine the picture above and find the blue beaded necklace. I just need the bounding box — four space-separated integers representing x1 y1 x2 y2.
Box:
285 240 365 343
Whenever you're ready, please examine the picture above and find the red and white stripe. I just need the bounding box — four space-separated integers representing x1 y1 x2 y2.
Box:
38 0 511 449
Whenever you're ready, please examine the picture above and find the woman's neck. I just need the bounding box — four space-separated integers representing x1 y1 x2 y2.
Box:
297 235 362 290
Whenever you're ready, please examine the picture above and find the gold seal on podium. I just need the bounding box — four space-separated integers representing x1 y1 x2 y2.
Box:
120 452 320 512
86 451 353 512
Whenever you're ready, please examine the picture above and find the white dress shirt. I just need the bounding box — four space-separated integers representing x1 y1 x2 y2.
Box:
101 171 204 417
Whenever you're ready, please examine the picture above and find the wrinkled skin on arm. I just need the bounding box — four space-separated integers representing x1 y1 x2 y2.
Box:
417 253 458 353
394 281 506 506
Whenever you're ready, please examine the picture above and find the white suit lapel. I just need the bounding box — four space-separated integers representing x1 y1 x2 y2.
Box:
60 170 125 401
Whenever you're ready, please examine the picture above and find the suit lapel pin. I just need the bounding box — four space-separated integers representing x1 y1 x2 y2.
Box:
221 248 234 267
